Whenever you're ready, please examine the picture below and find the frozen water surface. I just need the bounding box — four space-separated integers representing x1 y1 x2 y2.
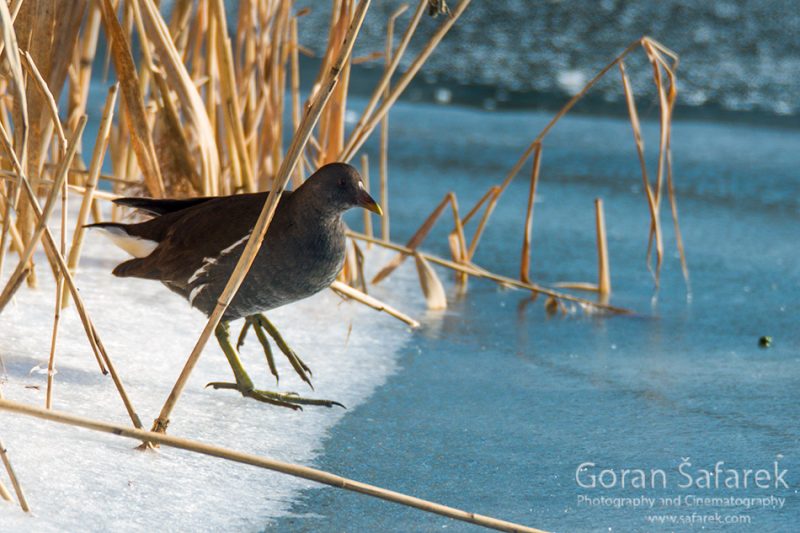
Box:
0 99 798 533
273 100 800 532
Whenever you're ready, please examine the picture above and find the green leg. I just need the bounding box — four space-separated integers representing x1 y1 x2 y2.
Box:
238 313 314 389
252 313 313 387
208 322 344 410
238 316 280 384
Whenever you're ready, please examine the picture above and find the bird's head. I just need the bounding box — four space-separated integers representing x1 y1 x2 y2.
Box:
300 162 382 216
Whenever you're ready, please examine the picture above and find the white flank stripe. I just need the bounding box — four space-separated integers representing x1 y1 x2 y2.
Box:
187 232 250 285
219 232 252 255
188 283 206 305
188 257 218 284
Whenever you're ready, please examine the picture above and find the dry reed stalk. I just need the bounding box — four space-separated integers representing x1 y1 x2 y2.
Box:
371 192 455 284
520 144 542 284
8 3 35 289
642 46 670 282
643 42 689 286
68 2 102 134
19 51 67 154
138 0 220 198
349 231 632 315
413 252 447 310
18 49 69 294
0 477 12 501
289 16 303 188
100 0 164 198
595 198 611 298
62 84 119 309
462 187 501 262
331 280 419 327
149 0 373 437
0 436 29 512
0 195 29 266
371 192 467 285
152 71 201 195
210 0 255 193
360 154 374 243
341 0 470 162
0 117 86 312
0 121 147 433
499 38 682 289
340 0 423 160
376 5 408 242
619 59 662 284
0 120 103 371
0 0 28 282
46 272 62 408
0 398 548 533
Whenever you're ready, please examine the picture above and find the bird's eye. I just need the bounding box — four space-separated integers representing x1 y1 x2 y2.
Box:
338 177 347 188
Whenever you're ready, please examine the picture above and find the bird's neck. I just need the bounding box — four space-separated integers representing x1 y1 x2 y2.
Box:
290 186 344 227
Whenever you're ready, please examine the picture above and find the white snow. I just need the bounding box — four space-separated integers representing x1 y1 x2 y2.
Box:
0 206 420 532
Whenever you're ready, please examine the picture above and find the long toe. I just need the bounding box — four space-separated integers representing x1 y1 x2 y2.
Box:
252 389 345 409
205 381 303 410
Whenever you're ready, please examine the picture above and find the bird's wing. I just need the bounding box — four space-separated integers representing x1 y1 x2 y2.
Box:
112 191 291 284
113 196 217 216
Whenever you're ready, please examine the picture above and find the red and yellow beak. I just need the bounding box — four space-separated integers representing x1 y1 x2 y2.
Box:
357 183 383 216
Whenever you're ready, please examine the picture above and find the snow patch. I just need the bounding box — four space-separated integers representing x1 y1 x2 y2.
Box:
0 206 419 531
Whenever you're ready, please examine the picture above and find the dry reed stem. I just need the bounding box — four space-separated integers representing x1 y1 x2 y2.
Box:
447 36 684 297
0 117 86 312
100 0 164 198
0 122 147 433
465 187 501 260
619 59 662 285
378 5 407 242
0 0 28 282
341 0 470 162
62 84 119 309
150 0 373 437
69 3 102 134
0 120 105 372
0 398 548 533
0 195 31 276
520 144 542 284
371 192 453 284
289 16 303 188
15 52 69 386
152 69 201 194
595 198 611 298
0 476 12 501
643 43 689 286
386 190 491 287
46 273 62 409
137 0 220 197
413 251 447 310
341 0 423 161
349 231 632 315
210 0 255 193
552 281 598 292
19 51 67 154
360 154 373 243
331 280 419 327
0 436 29 512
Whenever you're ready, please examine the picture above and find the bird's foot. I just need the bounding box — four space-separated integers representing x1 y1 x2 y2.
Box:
205 381 345 410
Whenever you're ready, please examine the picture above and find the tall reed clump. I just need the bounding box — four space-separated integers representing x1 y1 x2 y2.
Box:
0 1 685 527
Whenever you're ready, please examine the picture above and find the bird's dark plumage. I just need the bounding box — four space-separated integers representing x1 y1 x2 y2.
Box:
90 162 380 321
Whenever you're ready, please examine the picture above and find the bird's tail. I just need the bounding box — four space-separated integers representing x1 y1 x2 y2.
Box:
86 222 159 258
